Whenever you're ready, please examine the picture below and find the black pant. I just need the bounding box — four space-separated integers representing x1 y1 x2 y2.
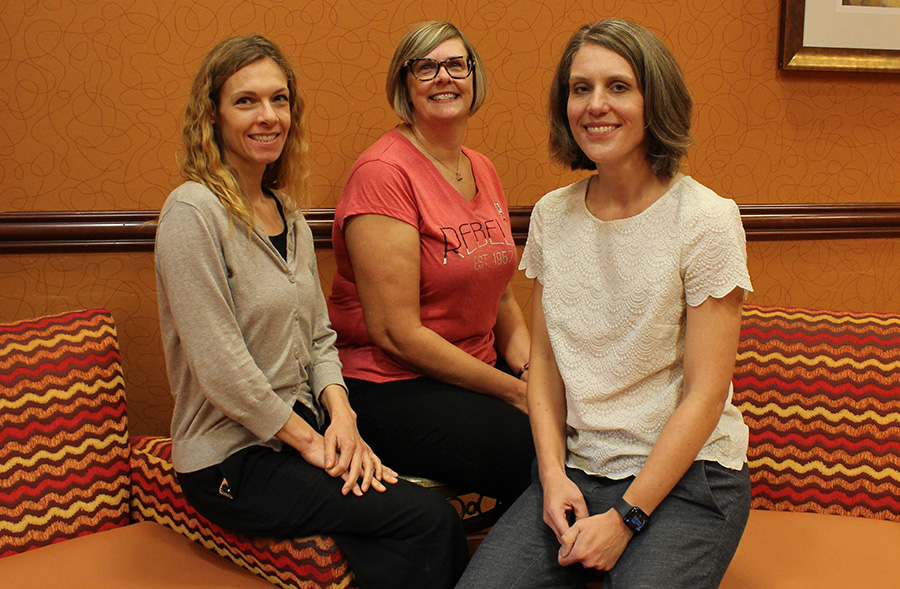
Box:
345 359 535 504
177 404 468 589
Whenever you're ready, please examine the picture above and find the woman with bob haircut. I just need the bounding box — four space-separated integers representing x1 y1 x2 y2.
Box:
327 21 534 507
155 35 467 589
458 19 752 588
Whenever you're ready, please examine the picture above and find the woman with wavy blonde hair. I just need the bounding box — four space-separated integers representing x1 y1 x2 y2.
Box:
179 35 308 224
154 35 467 589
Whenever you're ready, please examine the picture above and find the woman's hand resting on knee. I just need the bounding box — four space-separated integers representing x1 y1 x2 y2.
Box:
323 393 399 495
277 385 398 496
321 384 399 495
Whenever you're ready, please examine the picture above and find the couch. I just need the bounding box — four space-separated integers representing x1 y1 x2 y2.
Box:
0 308 357 588
0 308 499 588
5 304 898 588
721 304 900 588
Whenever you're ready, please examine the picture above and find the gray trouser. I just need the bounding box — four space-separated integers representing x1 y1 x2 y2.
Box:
457 460 750 589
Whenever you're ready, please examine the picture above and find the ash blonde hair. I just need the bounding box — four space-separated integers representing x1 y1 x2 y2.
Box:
386 21 488 124
181 35 308 228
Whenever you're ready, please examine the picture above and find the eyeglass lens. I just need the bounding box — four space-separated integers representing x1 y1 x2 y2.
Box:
409 57 471 80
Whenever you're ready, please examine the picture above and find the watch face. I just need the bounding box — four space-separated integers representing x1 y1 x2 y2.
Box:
624 508 649 533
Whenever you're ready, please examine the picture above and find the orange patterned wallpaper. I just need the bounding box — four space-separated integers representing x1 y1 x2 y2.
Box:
3 0 900 435
3 0 898 211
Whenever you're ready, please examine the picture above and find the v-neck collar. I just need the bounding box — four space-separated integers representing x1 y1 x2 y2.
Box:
392 128 480 204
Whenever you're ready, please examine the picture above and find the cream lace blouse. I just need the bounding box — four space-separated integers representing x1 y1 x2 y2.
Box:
520 176 753 478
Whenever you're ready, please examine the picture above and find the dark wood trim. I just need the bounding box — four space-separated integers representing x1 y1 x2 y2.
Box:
735 204 900 240
2 204 900 253
0 211 160 254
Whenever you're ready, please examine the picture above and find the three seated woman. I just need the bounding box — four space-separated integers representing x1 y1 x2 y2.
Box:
156 17 752 589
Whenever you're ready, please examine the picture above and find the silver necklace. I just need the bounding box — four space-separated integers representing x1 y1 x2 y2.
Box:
410 129 463 181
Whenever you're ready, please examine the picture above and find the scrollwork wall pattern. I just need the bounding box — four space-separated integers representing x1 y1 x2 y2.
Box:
2 0 899 434
4 0 898 211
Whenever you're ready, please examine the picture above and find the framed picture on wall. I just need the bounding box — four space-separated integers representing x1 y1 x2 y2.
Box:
781 0 900 71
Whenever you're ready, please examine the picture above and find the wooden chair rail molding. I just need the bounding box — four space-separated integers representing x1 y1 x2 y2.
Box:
2 204 900 253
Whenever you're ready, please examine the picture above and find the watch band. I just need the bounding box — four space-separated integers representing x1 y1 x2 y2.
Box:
614 497 649 534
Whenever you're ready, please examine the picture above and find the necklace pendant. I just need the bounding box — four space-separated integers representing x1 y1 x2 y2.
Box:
456 170 463 181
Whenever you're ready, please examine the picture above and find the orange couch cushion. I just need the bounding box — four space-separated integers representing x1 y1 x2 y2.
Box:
721 508 900 589
0 520 274 588
0 309 130 558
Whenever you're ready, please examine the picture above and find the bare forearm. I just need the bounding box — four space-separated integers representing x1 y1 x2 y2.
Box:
530 376 569 482
528 280 568 480
318 384 355 422
620 394 726 514
384 324 526 406
493 286 530 374
275 412 320 455
623 288 743 515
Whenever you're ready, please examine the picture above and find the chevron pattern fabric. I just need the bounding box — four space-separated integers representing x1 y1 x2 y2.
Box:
733 304 900 521
130 435 357 589
0 308 130 558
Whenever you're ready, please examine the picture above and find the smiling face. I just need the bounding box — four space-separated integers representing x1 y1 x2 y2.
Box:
215 57 291 182
566 43 647 172
406 37 473 128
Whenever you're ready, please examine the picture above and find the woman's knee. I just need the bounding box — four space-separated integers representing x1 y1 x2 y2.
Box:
383 481 465 539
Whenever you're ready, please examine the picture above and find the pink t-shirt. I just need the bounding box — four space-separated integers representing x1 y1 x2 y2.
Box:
328 128 517 382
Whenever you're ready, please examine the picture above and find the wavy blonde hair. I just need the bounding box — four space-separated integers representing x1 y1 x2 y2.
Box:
181 35 308 229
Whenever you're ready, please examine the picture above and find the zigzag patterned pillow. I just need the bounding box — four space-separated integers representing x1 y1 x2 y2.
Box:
733 304 900 520
130 436 357 589
0 309 130 557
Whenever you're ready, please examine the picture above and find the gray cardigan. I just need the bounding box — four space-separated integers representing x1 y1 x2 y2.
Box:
155 181 345 473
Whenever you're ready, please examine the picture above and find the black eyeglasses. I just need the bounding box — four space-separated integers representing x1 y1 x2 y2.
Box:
404 56 475 81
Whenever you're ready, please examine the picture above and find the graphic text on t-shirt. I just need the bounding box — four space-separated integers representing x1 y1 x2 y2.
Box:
440 216 514 265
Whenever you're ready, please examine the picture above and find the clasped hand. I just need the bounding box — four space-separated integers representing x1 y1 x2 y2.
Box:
543 473 632 571
322 411 398 496
288 410 398 497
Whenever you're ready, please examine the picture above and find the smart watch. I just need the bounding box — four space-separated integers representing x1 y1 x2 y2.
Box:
614 497 649 534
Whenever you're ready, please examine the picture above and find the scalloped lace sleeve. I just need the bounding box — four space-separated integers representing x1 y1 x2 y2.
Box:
682 197 753 307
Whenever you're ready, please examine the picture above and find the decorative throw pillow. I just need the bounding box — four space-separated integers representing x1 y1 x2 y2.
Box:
130 435 357 588
733 304 900 521
0 309 130 557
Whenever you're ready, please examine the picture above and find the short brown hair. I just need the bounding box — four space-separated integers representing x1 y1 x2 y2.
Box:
181 35 309 228
548 20 692 178
386 22 488 124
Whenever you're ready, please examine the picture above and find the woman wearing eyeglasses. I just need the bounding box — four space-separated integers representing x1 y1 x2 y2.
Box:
327 21 534 506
